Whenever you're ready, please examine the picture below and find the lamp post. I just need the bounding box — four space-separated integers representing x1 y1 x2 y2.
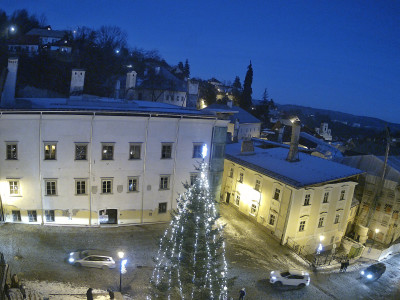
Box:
5 25 16 39
118 251 127 293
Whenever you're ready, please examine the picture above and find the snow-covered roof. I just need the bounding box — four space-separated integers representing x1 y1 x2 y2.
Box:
203 104 261 124
4 97 215 118
26 28 67 38
225 142 363 188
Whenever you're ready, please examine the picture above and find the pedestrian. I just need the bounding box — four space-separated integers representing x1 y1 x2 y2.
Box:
339 261 344 272
343 259 350 272
239 287 246 300
86 288 93 300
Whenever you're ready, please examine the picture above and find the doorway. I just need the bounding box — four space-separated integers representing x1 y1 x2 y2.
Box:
226 192 231 204
99 209 118 224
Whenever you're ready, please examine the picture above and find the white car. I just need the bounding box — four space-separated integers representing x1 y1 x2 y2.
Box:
270 270 310 287
68 250 116 269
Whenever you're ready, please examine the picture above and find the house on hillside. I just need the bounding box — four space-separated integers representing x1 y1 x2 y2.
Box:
221 131 363 255
203 101 261 141
0 58 228 226
315 122 332 141
334 155 400 245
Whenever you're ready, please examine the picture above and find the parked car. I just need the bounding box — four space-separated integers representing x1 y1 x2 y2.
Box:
68 250 116 269
360 263 386 281
270 270 310 287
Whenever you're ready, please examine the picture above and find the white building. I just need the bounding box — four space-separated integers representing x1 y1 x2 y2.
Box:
0 59 228 226
315 122 332 141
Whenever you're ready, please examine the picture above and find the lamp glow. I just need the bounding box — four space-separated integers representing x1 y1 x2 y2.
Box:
202 144 208 158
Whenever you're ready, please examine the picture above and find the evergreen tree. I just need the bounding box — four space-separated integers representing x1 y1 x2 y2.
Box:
231 76 242 106
184 58 190 78
240 61 253 111
262 88 269 103
150 155 230 299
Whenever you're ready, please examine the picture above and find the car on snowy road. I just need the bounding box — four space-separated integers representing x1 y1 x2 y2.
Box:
270 270 310 288
68 250 116 269
360 262 386 281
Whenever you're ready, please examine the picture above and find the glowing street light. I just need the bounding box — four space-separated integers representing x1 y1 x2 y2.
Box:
317 235 324 254
118 251 127 292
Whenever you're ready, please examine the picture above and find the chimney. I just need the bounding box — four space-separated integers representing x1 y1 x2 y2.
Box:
69 69 85 100
1 58 18 107
240 139 254 155
126 71 137 91
277 126 284 143
114 80 120 99
227 99 233 108
286 118 301 162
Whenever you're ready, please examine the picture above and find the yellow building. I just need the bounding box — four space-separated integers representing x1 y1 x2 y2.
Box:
221 140 363 255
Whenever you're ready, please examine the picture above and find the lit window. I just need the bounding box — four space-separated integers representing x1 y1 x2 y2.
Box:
45 210 55 222
318 217 324 228
6 143 18 160
161 144 172 159
250 204 257 215
269 214 276 226
238 172 244 183
304 194 311 206
129 144 141 159
9 181 20 195
45 180 57 196
334 214 340 224
75 144 88 160
255 179 261 192
12 210 21 222
192 143 204 158
323 192 329 203
160 175 170 190
101 179 113 194
102 144 114 160
44 143 57 160
128 177 138 192
340 190 345 200
159 202 167 214
273 188 280 201
299 220 306 232
28 210 37 222
75 179 87 195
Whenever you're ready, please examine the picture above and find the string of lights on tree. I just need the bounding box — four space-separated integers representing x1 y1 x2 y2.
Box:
149 145 229 299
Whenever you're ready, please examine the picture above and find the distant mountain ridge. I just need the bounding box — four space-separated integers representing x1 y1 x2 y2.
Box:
276 103 400 132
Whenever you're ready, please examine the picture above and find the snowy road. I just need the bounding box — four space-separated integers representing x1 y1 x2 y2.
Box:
0 203 399 299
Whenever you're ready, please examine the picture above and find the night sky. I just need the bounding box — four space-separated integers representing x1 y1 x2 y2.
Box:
2 0 399 124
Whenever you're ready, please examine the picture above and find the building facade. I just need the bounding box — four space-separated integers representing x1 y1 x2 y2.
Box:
221 141 362 254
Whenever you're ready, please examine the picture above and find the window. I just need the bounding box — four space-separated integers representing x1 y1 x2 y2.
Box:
160 175 170 190
385 204 393 214
102 144 114 160
304 194 311 206
334 214 340 224
323 192 329 203
235 194 240 206
229 168 234 178
340 190 345 200
318 217 324 228
255 179 261 192
238 172 244 183
273 188 281 201
75 144 88 160
75 179 87 195
28 210 37 222
269 214 276 226
212 144 225 158
6 143 18 160
190 173 198 185
44 143 57 160
161 144 172 159
9 180 20 195
192 143 204 158
330 236 334 244
250 204 257 215
101 178 113 194
45 180 57 196
159 202 167 214
128 177 138 192
12 210 21 222
45 210 55 222
299 220 306 232
129 143 141 159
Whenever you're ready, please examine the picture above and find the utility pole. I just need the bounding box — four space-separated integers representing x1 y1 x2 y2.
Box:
365 127 391 228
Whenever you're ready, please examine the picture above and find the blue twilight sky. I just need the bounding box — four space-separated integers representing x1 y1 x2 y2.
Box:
2 0 399 123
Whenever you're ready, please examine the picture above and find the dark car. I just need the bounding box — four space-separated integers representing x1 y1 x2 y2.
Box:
360 263 386 281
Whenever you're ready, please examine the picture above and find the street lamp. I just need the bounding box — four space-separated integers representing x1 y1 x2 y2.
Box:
317 235 324 254
4 25 17 39
118 251 127 292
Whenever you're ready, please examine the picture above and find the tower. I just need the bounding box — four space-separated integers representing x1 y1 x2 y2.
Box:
69 69 85 100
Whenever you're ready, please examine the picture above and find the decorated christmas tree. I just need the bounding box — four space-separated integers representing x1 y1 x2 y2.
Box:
149 146 229 299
